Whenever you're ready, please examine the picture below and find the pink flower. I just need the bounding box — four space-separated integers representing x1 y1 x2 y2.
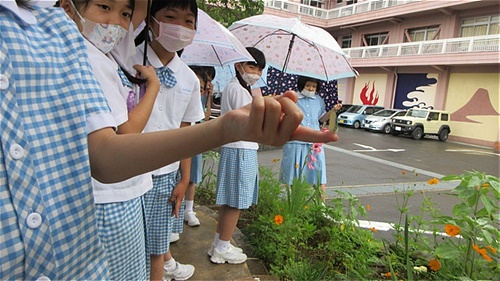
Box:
309 154 317 163
312 143 323 154
307 161 314 170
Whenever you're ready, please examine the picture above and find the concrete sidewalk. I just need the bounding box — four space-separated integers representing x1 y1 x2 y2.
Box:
168 205 276 281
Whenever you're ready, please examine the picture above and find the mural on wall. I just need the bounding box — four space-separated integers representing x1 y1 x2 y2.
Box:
353 73 387 105
394 73 438 109
446 73 499 143
261 66 339 111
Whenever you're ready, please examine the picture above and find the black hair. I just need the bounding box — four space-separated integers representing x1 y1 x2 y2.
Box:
135 0 198 46
297 75 321 92
235 47 266 94
57 0 136 18
200 66 216 80
189 66 208 88
17 0 32 9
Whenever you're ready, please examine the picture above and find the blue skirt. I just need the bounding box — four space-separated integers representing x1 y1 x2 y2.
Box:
216 147 258 209
189 153 203 184
280 142 327 185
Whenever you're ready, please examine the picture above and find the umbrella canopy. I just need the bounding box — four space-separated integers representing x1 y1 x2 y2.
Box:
181 9 255 67
229 15 357 81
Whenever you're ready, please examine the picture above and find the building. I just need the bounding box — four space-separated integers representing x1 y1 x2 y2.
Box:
263 0 499 148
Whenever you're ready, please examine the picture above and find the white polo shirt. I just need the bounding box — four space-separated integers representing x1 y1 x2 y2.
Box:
136 44 204 175
86 40 153 204
221 77 259 150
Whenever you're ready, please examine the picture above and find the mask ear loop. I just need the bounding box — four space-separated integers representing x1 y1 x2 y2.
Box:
142 0 152 65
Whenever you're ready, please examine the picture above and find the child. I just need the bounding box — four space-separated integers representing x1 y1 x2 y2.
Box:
135 0 203 280
60 0 159 279
183 66 216 227
1 3 338 278
280 76 341 202
209 47 266 264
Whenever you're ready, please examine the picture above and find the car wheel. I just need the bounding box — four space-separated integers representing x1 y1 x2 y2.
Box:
353 121 361 129
383 124 392 134
438 129 449 141
391 129 399 136
412 127 423 140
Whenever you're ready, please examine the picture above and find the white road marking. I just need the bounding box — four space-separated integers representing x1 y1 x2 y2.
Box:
446 149 500 157
352 143 405 152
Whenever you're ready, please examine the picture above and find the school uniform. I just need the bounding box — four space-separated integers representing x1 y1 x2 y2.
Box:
0 5 115 280
136 44 204 255
86 40 152 280
280 92 327 185
216 77 259 209
190 94 209 185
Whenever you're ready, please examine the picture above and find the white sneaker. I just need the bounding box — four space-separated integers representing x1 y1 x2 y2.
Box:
184 211 200 227
164 262 194 281
207 243 243 256
170 233 180 243
210 247 247 264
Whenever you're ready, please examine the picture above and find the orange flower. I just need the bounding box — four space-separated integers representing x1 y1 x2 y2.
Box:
444 224 460 237
272 158 279 163
429 259 441 271
427 178 439 185
487 245 497 254
366 204 371 211
401 171 407 175
304 205 309 209
482 183 489 187
370 227 378 232
273 214 284 226
473 244 493 262
295 163 299 169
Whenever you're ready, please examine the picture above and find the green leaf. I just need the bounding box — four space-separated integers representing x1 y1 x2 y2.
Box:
434 243 461 259
453 203 473 217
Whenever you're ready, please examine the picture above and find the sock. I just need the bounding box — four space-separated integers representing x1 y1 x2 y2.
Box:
212 233 220 246
164 258 176 271
215 239 230 252
185 200 194 212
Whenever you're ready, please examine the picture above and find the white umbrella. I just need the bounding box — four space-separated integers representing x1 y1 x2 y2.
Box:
181 9 255 67
229 15 357 81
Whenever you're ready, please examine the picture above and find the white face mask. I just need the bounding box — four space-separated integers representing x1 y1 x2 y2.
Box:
153 18 195 52
70 0 127 54
241 71 261 86
301 89 316 98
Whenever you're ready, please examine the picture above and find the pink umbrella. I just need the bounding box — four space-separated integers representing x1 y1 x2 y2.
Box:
229 15 357 81
181 9 255 67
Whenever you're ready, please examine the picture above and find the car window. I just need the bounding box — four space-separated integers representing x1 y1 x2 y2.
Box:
373 110 394 117
408 109 427 118
441 113 449 121
347 105 362 113
429 112 439 121
394 111 406 117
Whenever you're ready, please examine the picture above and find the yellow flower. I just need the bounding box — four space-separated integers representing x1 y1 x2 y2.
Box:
444 224 460 237
429 259 441 271
366 204 371 211
273 214 284 226
272 158 279 163
295 163 299 169
304 205 309 209
427 178 439 185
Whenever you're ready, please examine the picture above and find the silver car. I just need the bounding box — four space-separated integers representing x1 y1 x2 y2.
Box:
362 109 406 134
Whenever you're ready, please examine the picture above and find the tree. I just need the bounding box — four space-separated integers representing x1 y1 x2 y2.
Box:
197 0 264 27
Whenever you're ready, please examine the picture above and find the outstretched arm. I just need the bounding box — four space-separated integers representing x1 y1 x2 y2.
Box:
88 91 338 183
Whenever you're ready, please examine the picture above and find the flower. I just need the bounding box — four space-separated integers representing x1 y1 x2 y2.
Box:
295 163 299 169
427 178 439 185
487 245 497 254
444 224 460 237
370 227 378 232
413 266 427 273
473 244 493 262
272 158 279 163
402 171 407 175
312 143 322 154
366 204 371 211
429 259 441 271
273 214 284 226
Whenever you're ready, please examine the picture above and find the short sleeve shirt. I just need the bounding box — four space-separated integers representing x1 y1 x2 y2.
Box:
136 44 204 175
289 93 326 144
0 5 115 280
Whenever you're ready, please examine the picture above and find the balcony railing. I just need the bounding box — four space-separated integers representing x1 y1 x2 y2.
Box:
264 0 419 20
343 35 500 59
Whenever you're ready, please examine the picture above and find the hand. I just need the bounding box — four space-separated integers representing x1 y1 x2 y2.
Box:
169 181 189 218
219 91 338 146
133 64 160 91
333 103 343 112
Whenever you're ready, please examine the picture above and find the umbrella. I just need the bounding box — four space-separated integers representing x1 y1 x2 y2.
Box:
180 9 255 67
228 15 357 81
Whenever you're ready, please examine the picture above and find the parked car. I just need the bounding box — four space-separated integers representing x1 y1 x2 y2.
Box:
335 103 353 117
209 92 222 119
337 105 385 129
391 108 451 141
362 109 407 134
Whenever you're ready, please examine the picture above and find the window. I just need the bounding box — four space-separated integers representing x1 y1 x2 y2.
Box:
441 114 449 121
301 0 325 8
460 15 499 37
341 35 352 48
429 112 439 121
364 32 388 46
346 0 358 5
405 26 440 42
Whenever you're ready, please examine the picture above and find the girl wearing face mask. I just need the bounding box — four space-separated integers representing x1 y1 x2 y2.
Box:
134 0 203 280
209 47 266 265
60 0 159 280
279 76 341 203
